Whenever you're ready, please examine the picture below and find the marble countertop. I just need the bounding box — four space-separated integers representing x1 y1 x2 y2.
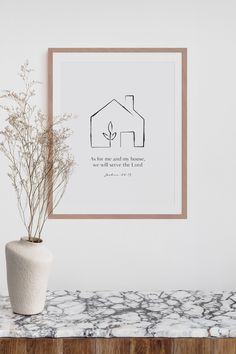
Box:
1 290 236 338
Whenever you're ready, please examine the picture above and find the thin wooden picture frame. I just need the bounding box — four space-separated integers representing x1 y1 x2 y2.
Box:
48 48 187 219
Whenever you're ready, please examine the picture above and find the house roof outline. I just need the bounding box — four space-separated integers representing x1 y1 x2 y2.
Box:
90 98 145 121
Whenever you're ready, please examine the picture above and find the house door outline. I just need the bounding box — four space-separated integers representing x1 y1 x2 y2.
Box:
120 131 135 148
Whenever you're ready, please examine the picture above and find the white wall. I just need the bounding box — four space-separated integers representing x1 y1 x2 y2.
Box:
1 0 236 295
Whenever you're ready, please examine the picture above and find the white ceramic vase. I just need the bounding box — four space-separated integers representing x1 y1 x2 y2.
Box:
5 237 53 315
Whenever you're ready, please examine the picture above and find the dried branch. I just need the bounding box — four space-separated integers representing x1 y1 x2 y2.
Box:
0 61 75 241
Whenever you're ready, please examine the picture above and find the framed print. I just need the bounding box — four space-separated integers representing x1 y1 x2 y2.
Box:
48 48 187 219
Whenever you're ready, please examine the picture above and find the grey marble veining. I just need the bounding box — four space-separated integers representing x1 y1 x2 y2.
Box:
1 290 236 338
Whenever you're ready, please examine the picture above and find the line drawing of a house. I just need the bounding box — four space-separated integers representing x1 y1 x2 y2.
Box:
90 95 145 148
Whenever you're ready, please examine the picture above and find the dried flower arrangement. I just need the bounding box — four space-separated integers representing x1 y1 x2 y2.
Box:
0 62 75 242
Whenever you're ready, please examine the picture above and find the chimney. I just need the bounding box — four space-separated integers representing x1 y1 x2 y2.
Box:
125 95 134 111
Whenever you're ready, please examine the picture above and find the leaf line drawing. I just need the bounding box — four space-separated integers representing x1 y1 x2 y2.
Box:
102 121 117 147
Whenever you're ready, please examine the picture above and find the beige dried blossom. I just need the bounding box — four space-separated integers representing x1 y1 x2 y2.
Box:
0 61 75 242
